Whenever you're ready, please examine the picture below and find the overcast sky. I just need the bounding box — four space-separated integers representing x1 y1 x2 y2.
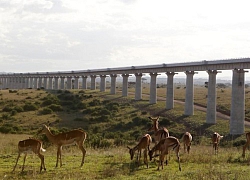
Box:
0 0 250 78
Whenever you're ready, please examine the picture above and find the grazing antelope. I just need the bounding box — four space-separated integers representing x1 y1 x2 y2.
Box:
242 132 250 158
39 124 87 167
182 132 192 154
212 132 223 154
148 116 169 144
148 136 181 171
127 134 152 168
12 138 46 172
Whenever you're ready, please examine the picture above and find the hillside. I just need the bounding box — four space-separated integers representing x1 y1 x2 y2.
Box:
0 88 249 148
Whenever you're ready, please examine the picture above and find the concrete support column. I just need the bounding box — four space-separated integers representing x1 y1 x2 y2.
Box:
230 69 247 135
206 70 219 124
43 77 48 89
100 75 107 92
110 74 117 94
90 75 97 90
33 77 38 89
54 77 59 90
184 71 196 115
82 76 87 89
9 77 13 89
135 73 143 100
6 77 10 89
166 72 177 109
66 76 72 89
21 77 25 89
150 72 158 104
25 77 29 89
122 74 130 97
29 77 33 89
60 76 65 90
16 77 20 89
38 77 43 88
48 77 53 89
74 76 79 89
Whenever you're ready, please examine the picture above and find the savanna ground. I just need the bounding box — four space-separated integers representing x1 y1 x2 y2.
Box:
0 83 250 180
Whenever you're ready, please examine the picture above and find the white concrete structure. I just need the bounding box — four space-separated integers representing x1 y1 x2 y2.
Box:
1 58 250 134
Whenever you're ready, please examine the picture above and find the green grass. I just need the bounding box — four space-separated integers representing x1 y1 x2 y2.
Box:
1 87 250 179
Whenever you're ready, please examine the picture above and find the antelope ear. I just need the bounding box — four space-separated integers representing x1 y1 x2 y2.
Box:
220 136 224 139
127 146 130 150
148 117 152 120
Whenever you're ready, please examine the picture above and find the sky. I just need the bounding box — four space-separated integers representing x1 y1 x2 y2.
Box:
0 0 250 79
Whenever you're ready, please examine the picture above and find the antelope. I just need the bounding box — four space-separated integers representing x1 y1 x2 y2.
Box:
12 138 46 172
182 132 192 154
148 116 169 144
242 132 250 158
212 132 223 154
39 124 87 167
127 134 152 168
148 136 181 171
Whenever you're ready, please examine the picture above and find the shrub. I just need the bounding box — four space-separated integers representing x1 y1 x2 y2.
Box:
14 106 24 112
89 99 101 106
2 106 13 112
48 104 63 111
23 103 39 111
40 107 53 115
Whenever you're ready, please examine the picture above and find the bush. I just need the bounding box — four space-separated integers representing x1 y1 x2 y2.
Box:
14 106 24 112
48 104 63 111
23 103 39 111
40 107 53 115
2 106 12 112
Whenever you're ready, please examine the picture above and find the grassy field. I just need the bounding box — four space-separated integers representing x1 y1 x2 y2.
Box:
0 86 250 179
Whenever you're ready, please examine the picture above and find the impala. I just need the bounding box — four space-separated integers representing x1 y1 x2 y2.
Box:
182 132 192 154
39 124 87 167
148 136 181 171
12 138 46 172
127 134 152 168
212 132 223 154
148 116 169 144
242 132 250 158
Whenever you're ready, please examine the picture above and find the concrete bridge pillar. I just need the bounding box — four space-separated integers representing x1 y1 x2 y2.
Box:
230 69 247 135
150 72 158 104
166 72 177 109
54 76 59 90
135 73 143 100
43 77 48 89
25 77 29 89
110 74 117 94
206 70 220 124
21 77 25 89
60 76 65 89
48 76 53 89
29 77 33 89
33 77 38 89
74 76 79 89
90 75 97 90
66 76 72 89
122 74 130 97
38 77 43 88
184 71 196 115
5 77 9 89
81 76 87 89
100 75 107 92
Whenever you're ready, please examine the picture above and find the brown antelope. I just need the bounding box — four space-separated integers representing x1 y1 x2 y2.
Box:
12 138 46 172
148 116 169 144
212 132 223 154
242 132 250 158
127 134 152 168
39 124 87 167
182 132 192 154
148 136 181 171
